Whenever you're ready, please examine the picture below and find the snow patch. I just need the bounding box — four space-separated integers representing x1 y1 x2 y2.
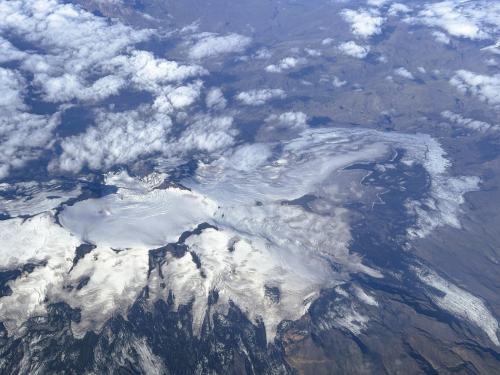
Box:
416 267 499 346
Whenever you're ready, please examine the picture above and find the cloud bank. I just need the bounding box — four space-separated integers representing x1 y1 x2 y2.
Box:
188 33 252 59
341 8 385 38
450 70 500 106
409 1 500 41
236 88 286 106
338 41 370 59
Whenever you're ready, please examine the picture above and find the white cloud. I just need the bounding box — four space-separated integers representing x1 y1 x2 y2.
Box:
394 67 415 80
450 70 500 106
53 107 173 173
341 8 385 38
432 31 451 44
151 81 203 115
236 88 286 106
481 40 500 55
180 21 200 34
52 103 239 174
322 38 335 46
0 0 147 101
253 48 272 60
0 0 214 179
441 111 499 132
188 33 252 59
177 115 237 153
0 111 60 179
0 0 205 103
305 48 322 57
332 76 347 87
0 68 60 179
205 87 227 110
409 1 500 41
485 58 498 66
34 50 205 103
108 50 207 93
42 73 126 103
367 0 389 7
0 0 149 57
338 41 370 59
388 3 412 16
264 111 308 132
265 56 305 73
0 36 27 63
165 80 204 109
0 68 25 109
353 286 378 306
